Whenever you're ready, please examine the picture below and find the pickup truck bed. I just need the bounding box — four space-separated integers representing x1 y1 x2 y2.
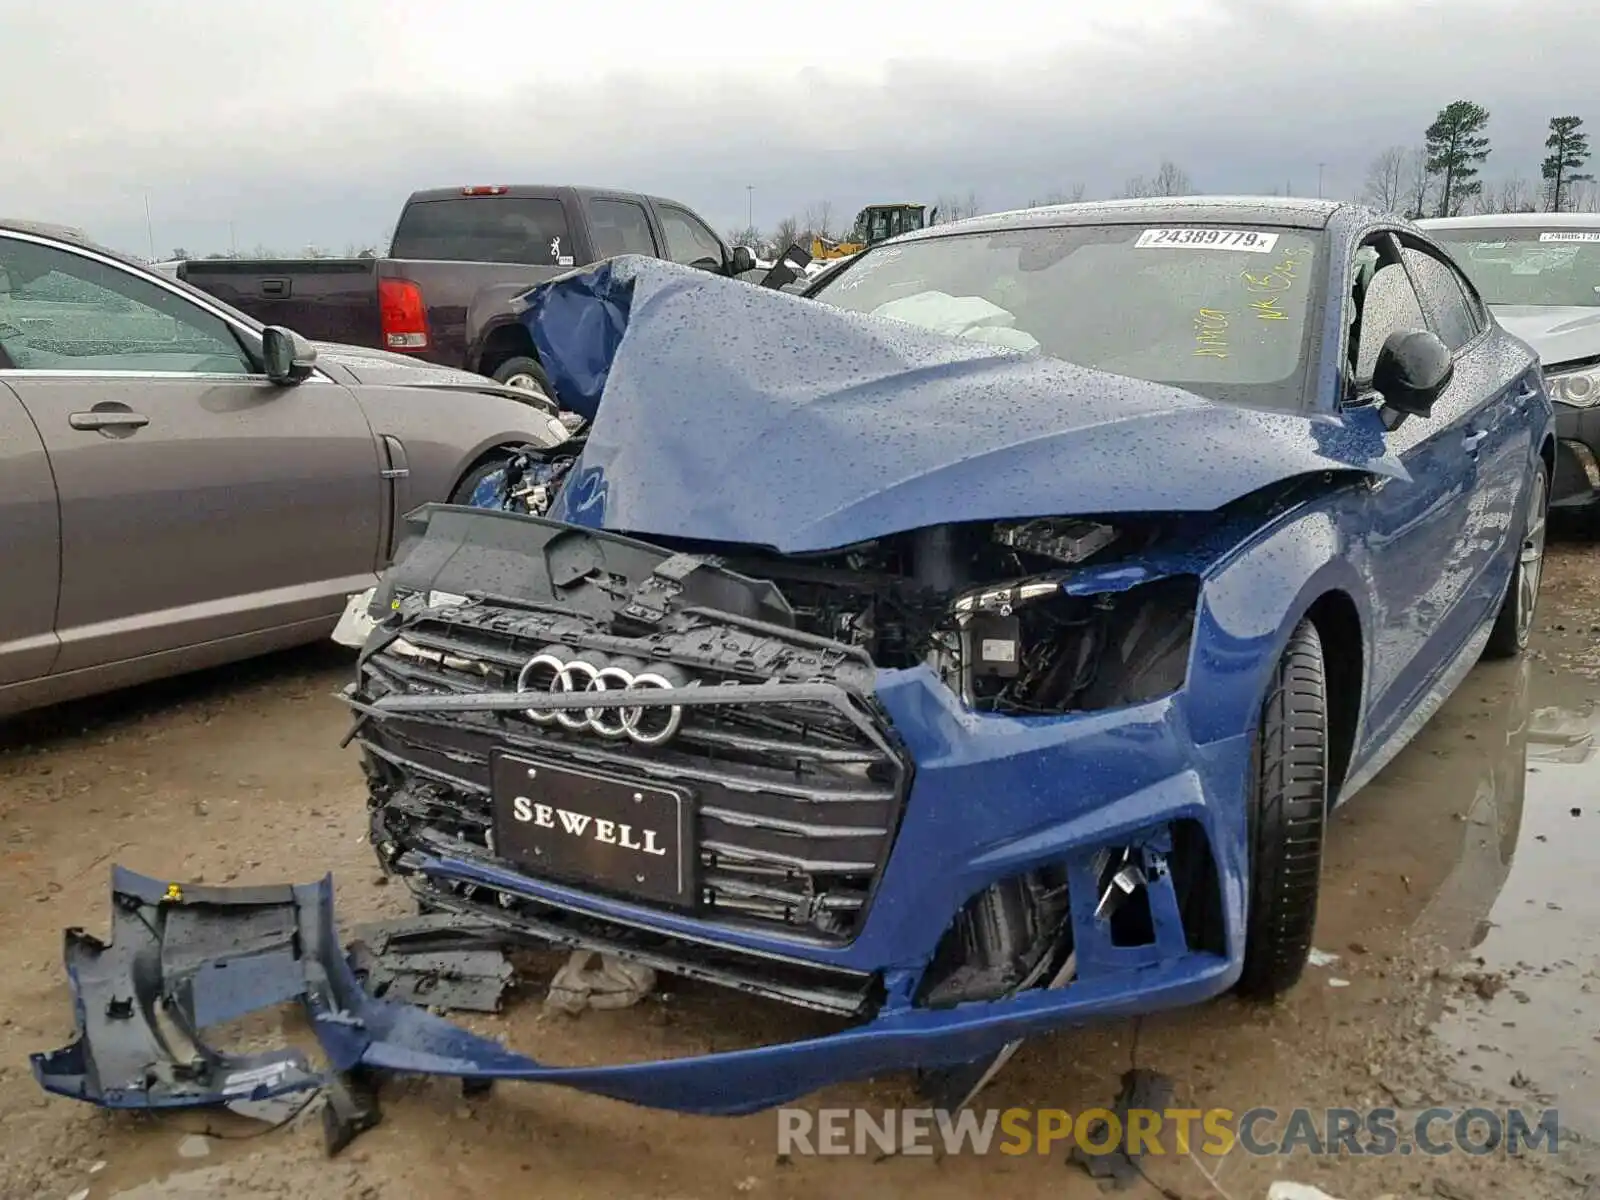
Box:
180 185 746 385
179 256 566 376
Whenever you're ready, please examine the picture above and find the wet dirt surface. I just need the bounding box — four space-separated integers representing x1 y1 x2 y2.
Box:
3 549 1600 1199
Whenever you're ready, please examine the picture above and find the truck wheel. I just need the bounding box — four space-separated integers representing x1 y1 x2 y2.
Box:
490 356 551 396
1237 619 1329 999
1483 459 1548 660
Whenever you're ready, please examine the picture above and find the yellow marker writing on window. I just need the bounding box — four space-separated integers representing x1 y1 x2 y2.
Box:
1193 308 1229 358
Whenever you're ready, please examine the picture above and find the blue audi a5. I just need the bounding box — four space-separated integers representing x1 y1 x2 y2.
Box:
334 197 1554 1113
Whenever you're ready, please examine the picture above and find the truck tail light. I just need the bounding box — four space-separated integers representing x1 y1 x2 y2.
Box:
461 185 509 196
379 277 429 351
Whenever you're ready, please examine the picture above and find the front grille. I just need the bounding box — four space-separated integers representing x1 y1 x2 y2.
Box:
350 600 911 942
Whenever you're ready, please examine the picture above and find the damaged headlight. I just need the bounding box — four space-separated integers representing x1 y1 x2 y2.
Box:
932 573 1201 715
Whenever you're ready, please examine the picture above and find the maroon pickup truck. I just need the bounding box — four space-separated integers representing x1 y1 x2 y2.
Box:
180 185 754 392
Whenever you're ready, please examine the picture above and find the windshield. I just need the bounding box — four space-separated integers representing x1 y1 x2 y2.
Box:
1428 227 1600 308
811 222 1322 408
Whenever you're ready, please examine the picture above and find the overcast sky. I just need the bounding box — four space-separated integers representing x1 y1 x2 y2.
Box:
1 0 1594 257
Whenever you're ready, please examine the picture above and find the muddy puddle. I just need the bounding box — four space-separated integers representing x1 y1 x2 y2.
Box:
1420 670 1600 1135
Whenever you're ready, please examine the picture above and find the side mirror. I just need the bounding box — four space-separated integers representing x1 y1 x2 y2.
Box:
262 325 317 385
1371 329 1452 418
729 245 756 275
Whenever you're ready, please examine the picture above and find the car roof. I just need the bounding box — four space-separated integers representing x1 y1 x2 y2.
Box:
894 195 1356 243
404 185 668 203
1419 211 1600 230
0 218 93 244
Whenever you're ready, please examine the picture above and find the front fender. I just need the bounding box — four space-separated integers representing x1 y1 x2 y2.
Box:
1188 489 1373 747
353 385 568 506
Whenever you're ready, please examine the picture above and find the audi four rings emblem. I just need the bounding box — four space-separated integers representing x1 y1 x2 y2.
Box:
515 647 689 746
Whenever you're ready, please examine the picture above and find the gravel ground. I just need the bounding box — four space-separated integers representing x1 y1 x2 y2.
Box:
3 545 1598 1200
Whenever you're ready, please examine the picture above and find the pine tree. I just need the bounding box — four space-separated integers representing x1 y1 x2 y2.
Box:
1541 116 1593 213
1425 101 1492 217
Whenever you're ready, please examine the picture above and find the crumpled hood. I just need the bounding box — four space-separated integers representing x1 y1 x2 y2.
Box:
521 257 1402 554
1490 306 1600 369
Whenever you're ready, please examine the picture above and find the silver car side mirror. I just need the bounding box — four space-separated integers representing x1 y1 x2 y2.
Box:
262 326 317 385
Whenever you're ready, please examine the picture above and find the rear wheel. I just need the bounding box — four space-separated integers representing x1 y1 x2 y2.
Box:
489 355 551 397
1483 460 1549 660
1237 619 1330 999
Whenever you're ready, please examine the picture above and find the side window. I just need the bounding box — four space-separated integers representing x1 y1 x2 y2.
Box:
657 207 725 269
0 237 253 374
1354 260 1428 382
587 199 658 258
1402 246 1482 352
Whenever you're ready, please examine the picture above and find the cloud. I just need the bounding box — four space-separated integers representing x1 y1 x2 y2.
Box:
3 0 1594 255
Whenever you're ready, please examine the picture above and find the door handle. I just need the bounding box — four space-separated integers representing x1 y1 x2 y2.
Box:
69 410 150 432
1462 430 1489 453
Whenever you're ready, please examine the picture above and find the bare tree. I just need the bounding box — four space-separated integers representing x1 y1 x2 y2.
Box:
1402 146 1433 219
725 224 762 249
1028 184 1087 207
933 192 983 221
803 201 836 242
1359 146 1409 213
772 215 800 251
1153 159 1192 196
1570 177 1600 212
1123 160 1192 199
1475 177 1537 214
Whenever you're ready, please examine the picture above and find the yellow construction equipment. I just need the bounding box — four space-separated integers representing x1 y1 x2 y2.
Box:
811 203 933 261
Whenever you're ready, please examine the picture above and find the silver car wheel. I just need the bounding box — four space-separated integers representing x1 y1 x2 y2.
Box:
501 372 542 393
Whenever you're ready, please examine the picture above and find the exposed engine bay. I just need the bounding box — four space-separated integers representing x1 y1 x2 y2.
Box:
469 436 1199 718
713 517 1198 716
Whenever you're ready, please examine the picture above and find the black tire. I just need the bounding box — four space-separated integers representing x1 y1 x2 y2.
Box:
489 355 552 396
1237 619 1330 999
448 454 514 506
1483 459 1549 660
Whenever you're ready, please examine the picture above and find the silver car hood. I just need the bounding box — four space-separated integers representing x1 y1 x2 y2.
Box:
311 341 555 409
1491 306 1600 370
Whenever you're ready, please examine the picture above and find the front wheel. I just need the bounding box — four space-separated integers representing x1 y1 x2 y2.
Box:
1483 459 1549 660
448 454 514 506
1237 619 1330 999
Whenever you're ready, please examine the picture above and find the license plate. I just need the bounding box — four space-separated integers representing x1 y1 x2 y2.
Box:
490 752 694 907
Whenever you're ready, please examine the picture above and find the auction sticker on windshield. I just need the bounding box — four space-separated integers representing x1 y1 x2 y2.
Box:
1136 228 1280 252
1539 231 1600 242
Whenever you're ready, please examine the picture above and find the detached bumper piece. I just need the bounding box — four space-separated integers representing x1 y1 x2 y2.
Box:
35 862 1231 1128
30 867 527 1151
